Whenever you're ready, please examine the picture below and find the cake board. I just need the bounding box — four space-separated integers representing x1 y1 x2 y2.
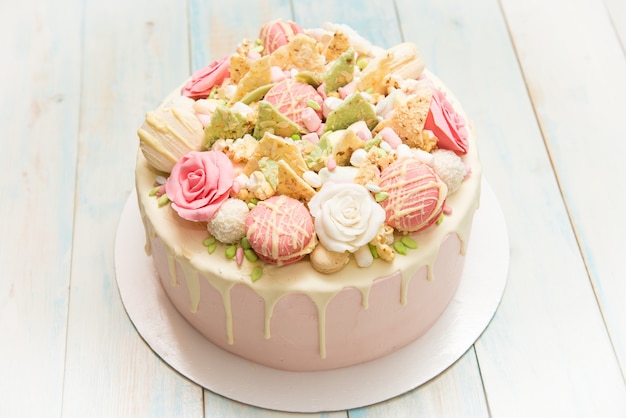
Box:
115 179 509 413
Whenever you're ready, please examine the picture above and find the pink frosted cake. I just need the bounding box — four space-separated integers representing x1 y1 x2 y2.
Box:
135 20 482 371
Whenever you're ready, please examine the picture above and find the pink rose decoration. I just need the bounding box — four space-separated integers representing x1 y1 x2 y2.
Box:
165 151 234 222
181 56 231 99
424 88 469 155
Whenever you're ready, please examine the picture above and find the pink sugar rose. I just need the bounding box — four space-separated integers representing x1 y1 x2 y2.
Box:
181 56 231 99
424 88 469 155
165 151 234 222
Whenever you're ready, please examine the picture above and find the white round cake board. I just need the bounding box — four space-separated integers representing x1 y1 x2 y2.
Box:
115 179 509 413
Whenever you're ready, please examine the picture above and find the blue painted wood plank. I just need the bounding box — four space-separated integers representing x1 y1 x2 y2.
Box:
61 1 204 417
0 1 82 416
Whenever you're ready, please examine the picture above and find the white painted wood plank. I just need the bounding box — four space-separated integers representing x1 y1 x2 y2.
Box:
203 390 346 418
394 0 626 416
0 1 80 417
501 0 626 400
187 0 293 71
294 0 403 48
605 0 626 51
61 1 203 417
348 349 489 418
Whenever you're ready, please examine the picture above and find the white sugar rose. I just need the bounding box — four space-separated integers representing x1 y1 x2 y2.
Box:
308 182 386 253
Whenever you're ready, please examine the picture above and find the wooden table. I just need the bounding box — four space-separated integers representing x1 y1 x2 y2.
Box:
2 0 625 416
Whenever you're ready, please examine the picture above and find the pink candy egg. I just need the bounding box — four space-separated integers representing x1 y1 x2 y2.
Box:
379 159 448 232
245 195 316 265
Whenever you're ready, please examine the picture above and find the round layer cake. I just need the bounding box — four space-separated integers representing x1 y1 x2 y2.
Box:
135 20 482 371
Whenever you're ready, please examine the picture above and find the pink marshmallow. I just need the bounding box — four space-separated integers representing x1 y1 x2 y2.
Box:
379 127 402 149
301 107 322 132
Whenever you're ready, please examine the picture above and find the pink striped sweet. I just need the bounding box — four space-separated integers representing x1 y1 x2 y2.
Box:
259 19 304 54
379 159 448 232
263 78 324 129
245 195 316 265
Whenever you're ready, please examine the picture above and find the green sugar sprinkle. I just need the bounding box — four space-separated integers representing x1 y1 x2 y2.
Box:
157 194 170 207
244 248 258 262
291 133 301 141
401 236 418 249
203 237 216 247
225 245 237 259
436 213 445 225
364 135 381 151
375 191 389 202
368 243 379 259
306 99 321 111
241 237 251 250
148 186 160 197
393 241 407 255
251 266 264 282
356 57 369 70
207 243 217 254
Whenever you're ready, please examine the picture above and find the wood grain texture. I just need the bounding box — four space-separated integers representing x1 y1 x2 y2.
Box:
400 0 626 416
0 1 81 417
3 0 626 416
500 0 626 407
61 1 203 417
348 349 489 418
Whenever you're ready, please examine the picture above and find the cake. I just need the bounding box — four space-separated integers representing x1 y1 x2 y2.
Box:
135 20 482 371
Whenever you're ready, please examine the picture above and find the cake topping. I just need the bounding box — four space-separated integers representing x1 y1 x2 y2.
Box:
165 150 234 222
138 20 476 277
206 198 249 244
137 96 205 173
379 159 447 232
424 88 469 154
245 195 316 265
182 56 231 100
308 182 385 253
263 78 323 129
259 19 304 54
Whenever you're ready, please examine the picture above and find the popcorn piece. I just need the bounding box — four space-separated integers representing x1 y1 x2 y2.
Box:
374 81 436 152
247 171 275 200
358 42 425 95
353 163 380 186
370 224 395 262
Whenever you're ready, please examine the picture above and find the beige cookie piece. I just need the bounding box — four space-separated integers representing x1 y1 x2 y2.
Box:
229 54 250 85
230 55 271 103
374 82 436 152
275 160 316 203
244 132 308 176
310 244 350 274
270 33 325 72
323 31 351 62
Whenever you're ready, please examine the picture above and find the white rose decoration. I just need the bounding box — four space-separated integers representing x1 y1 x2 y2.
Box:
308 182 386 253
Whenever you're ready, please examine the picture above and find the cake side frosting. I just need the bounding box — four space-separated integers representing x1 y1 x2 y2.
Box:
134 20 482 370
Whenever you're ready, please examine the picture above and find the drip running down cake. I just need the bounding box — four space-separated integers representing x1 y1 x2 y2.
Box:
135 20 482 371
